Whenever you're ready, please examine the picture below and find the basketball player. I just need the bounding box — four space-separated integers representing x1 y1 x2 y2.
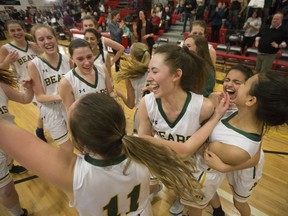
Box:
0 69 32 216
59 38 113 112
28 24 73 152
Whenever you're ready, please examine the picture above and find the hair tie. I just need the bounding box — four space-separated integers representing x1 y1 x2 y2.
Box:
120 134 126 140
182 46 191 54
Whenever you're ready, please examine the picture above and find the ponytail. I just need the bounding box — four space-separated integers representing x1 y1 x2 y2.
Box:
0 69 18 87
122 135 203 201
116 57 148 82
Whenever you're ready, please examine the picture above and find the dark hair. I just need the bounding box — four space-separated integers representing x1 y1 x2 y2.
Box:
251 9 259 17
250 72 288 126
111 10 120 19
154 44 207 94
226 64 254 81
5 20 25 31
68 38 92 56
191 20 207 34
185 35 214 70
137 10 148 31
70 93 126 158
82 15 97 27
84 28 105 63
69 93 204 200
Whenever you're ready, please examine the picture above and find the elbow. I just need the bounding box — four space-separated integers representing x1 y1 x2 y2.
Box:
23 98 33 104
119 45 125 53
35 98 45 104
35 95 46 104
127 104 135 109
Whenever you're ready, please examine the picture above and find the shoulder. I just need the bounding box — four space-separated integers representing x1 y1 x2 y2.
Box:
200 97 214 118
60 75 72 89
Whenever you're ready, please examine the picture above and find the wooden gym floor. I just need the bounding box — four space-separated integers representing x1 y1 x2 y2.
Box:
0 40 287 216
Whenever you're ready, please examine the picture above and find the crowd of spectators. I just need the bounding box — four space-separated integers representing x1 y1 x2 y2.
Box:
0 0 287 54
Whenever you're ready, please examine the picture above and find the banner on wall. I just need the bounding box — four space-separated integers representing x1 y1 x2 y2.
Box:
0 0 21 5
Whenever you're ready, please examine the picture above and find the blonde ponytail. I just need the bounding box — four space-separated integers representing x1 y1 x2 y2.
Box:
122 135 203 202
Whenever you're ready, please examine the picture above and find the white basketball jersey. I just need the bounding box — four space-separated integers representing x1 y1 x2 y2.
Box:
130 73 147 108
94 50 108 66
32 54 70 103
210 111 261 157
0 87 14 122
70 154 152 216
3 41 37 82
145 92 203 143
196 111 262 171
64 65 107 101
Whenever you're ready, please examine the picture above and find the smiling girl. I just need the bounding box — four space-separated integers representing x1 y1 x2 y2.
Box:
83 28 112 80
138 44 214 215
28 24 73 152
0 20 39 83
58 39 113 112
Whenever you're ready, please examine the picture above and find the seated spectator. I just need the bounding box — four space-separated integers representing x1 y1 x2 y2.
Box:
161 6 172 32
151 10 161 34
97 12 106 32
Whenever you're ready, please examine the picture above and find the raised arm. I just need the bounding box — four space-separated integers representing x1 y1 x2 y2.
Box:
105 52 112 78
0 79 33 104
0 46 19 70
209 46 217 66
103 37 125 66
102 65 114 96
116 79 135 109
28 61 62 104
0 120 76 197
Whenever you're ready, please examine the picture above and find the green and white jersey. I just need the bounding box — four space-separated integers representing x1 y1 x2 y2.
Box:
211 111 264 200
64 64 107 101
70 154 152 216
211 111 261 157
0 87 14 122
3 41 37 83
32 54 70 104
94 50 108 66
145 92 204 143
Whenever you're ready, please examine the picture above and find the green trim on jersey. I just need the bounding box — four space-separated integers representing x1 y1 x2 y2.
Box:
221 112 261 142
72 66 99 88
84 154 127 167
94 52 101 61
8 40 29 52
156 92 192 128
39 53 63 71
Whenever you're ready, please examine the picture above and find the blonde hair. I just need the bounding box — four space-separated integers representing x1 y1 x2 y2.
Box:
123 136 203 201
31 24 57 43
116 42 150 81
0 69 18 88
